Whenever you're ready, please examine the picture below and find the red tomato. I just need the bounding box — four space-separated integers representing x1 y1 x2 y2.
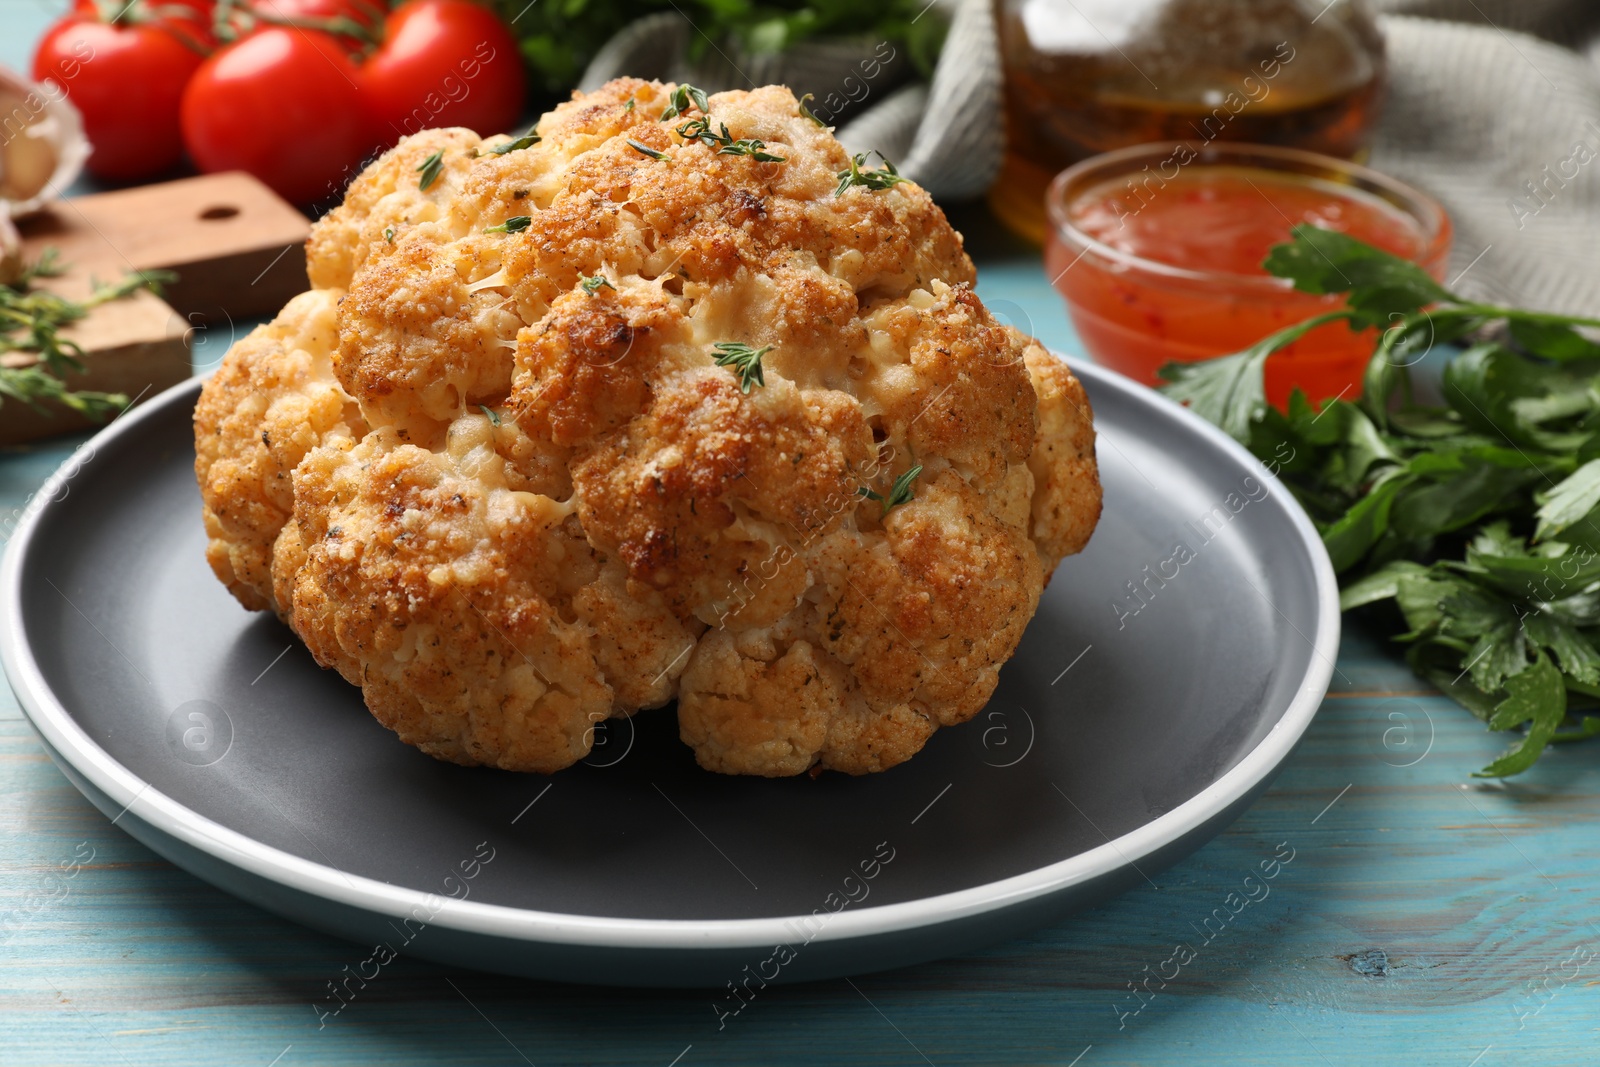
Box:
181 28 371 204
33 14 206 181
360 0 526 147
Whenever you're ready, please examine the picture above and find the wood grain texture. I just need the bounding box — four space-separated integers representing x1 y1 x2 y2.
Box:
15 172 311 323
4 172 309 444
1 207 1597 1067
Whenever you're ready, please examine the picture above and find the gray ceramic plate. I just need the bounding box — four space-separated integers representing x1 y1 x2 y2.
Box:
0 358 1337 988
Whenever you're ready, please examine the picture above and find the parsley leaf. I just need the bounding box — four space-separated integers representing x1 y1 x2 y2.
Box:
1263 223 1453 329
1163 225 1600 775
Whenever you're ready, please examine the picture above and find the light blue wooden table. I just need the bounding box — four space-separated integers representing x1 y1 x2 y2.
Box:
3 7 1599 1064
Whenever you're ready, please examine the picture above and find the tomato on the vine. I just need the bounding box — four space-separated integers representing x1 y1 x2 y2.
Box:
33 4 209 182
71 0 216 50
360 0 526 147
219 0 385 57
180 27 371 204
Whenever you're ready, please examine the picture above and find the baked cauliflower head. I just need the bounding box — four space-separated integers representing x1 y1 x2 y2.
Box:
194 79 1102 777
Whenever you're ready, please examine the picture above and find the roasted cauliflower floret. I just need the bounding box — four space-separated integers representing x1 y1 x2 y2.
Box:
195 78 1102 776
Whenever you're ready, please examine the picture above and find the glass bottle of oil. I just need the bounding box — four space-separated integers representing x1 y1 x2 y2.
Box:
991 0 1386 242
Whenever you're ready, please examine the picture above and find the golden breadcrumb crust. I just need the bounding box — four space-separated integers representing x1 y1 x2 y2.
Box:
194 79 1102 776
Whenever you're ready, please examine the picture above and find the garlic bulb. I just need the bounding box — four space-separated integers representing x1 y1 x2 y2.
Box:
0 65 89 217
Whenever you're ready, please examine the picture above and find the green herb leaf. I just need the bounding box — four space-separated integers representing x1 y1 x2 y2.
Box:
626 138 669 161
720 139 785 162
1535 458 1600 541
1478 652 1567 777
660 83 710 121
835 152 908 197
580 275 615 296
711 341 771 393
0 247 164 418
1159 311 1350 444
490 133 540 155
1142 220 1600 774
798 93 826 127
859 464 924 516
675 117 727 147
1509 318 1600 362
1263 223 1453 329
483 216 532 234
478 404 501 426
417 149 445 191
383 227 395 243
1338 560 1430 611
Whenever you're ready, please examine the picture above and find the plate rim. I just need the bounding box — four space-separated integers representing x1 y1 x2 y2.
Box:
0 358 1340 952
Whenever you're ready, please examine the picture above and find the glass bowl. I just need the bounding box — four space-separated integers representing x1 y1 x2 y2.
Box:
1045 141 1452 406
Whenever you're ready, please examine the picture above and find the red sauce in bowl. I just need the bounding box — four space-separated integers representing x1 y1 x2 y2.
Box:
1046 146 1452 407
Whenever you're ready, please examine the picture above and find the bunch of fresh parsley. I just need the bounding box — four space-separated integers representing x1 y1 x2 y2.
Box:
0 250 175 421
1161 225 1600 776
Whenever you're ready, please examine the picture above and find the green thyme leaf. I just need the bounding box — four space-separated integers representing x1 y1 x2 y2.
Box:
859 465 923 517
798 93 826 127
627 138 669 161
675 117 726 147
478 404 501 426
483 216 532 234
383 227 395 243
417 149 445 191
711 341 770 393
720 139 785 162
0 247 165 418
491 133 540 155
835 151 908 197
580 275 615 296
661 83 710 121
624 98 635 112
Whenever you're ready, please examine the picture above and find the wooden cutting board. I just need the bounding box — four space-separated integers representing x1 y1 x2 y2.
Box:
3 172 311 446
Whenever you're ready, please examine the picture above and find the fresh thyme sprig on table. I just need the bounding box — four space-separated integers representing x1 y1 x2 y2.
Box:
0 249 176 419
1160 223 1600 776
712 341 770 393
